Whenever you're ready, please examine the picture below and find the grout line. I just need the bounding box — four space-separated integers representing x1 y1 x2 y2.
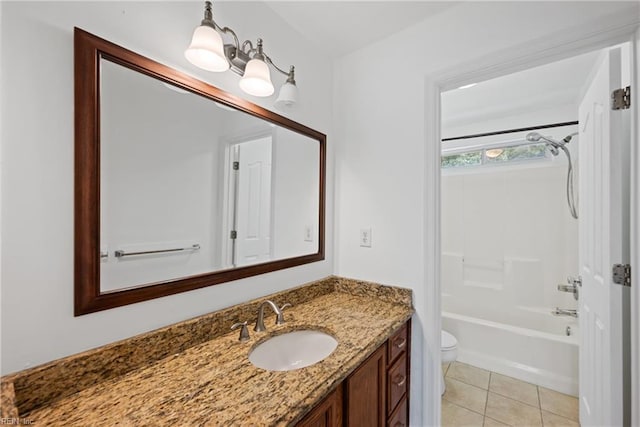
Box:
484 372 491 415
488 389 541 409
484 415 511 426
442 397 487 417
446 376 490 393
537 386 543 426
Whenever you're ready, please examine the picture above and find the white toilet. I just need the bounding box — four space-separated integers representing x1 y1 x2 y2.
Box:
441 330 458 395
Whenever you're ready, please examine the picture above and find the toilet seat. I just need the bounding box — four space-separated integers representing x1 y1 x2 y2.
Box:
441 330 457 350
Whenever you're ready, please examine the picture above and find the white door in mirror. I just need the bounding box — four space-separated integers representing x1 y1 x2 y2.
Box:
249 330 338 371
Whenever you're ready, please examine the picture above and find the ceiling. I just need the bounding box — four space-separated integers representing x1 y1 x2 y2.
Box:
264 1 460 58
441 49 602 132
262 1 602 135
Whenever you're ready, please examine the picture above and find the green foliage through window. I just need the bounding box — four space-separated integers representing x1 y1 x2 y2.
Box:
441 151 482 168
442 143 547 169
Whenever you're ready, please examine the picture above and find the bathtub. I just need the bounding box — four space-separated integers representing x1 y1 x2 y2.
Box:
442 310 579 396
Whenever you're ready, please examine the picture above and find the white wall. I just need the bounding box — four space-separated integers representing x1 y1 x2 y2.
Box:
333 2 639 425
0 1 333 375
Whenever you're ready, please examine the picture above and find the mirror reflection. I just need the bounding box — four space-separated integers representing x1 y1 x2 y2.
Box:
99 58 319 292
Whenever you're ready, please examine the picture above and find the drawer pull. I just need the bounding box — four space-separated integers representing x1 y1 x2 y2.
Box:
394 337 406 349
393 374 406 387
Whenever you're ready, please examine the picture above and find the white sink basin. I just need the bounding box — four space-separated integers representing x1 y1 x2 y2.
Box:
249 330 338 371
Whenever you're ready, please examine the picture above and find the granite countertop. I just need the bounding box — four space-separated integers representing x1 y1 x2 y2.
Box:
1 277 413 426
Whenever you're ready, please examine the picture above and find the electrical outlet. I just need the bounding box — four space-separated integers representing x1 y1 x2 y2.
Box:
359 228 372 247
304 225 313 242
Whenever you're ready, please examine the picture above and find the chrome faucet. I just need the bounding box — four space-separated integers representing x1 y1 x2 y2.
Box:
254 300 291 332
553 308 578 318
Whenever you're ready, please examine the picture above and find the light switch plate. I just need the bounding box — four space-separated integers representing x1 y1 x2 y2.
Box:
304 225 313 242
359 228 372 247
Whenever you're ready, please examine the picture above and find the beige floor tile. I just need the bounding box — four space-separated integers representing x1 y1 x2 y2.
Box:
483 416 510 426
443 362 451 376
442 399 485 427
443 377 488 414
538 387 579 422
448 362 491 390
541 410 580 426
489 373 539 407
485 393 542 426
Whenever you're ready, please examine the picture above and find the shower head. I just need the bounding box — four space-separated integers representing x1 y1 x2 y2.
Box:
526 132 543 142
525 131 563 156
526 131 560 145
562 132 578 143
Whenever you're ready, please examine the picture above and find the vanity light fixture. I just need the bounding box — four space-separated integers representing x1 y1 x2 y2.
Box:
185 1 298 108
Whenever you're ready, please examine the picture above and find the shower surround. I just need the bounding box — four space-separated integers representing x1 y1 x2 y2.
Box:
441 161 579 395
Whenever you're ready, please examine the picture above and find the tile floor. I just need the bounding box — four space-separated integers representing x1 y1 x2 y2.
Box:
441 362 580 427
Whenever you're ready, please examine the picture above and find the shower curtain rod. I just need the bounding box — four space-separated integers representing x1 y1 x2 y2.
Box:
441 120 578 142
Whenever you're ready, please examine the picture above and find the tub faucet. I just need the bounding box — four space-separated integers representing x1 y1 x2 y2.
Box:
254 300 290 332
553 308 578 318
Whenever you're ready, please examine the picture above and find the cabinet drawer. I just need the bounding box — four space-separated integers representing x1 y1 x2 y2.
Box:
387 324 408 364
387 353 407 414
387 396 407 427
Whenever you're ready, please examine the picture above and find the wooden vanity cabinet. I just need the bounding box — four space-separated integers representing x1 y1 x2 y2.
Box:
297 386 343 427
295 319 411 427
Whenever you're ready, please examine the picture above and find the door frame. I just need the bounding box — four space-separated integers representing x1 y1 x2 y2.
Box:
423 18 639 427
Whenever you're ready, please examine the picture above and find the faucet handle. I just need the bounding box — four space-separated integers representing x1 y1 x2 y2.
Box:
231 321 250 342
276 303 292 325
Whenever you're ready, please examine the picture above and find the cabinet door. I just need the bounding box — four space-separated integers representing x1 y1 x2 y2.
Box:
297 386 343 427
345 344 387 427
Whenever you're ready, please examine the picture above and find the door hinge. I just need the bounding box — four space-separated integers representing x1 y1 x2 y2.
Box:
230 230 237 240
233 161 239 171
611 86 631 110
612 264 631 287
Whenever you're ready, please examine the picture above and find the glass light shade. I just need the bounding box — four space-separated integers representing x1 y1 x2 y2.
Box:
274 82 298 109
184 25 229 72
239 58 274 97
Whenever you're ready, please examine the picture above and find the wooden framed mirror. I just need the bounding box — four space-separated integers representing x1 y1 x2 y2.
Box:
74 28 325 315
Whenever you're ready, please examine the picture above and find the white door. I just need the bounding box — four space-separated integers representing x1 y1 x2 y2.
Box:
578 47 630 426
234 137 272 266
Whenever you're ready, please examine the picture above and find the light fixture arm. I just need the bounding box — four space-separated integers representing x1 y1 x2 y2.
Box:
241 40 255 56
221 26 240 53
187 1 298 103
264 55 294 80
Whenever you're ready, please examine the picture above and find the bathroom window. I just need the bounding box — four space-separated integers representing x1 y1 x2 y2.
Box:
441 143 548 169
441 150 482 168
